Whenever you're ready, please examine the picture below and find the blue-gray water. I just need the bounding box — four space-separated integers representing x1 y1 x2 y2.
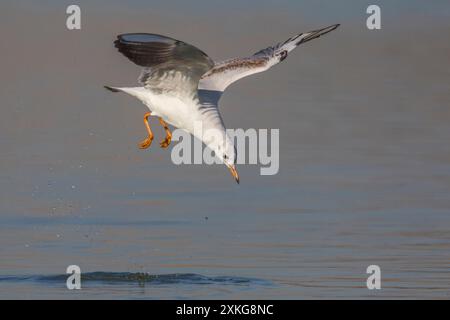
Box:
1 1 450 299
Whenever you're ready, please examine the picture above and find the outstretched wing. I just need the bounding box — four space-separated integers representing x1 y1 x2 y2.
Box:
199 24 339 92
114 33 214 98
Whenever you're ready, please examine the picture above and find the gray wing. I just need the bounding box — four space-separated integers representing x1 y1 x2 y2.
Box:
199 24 340 92
114 33 214 98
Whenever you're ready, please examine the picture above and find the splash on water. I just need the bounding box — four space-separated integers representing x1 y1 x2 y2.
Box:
0 272 272 286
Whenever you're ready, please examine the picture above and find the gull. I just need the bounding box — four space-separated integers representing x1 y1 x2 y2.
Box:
105 24 340 183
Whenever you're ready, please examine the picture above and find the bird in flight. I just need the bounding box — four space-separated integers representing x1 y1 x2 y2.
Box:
105 24 340 183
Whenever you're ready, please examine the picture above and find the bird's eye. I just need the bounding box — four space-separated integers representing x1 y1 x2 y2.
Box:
224 155 228 160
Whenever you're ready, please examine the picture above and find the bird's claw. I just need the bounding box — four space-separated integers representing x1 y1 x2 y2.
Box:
139 137 153 149
159 137 171 148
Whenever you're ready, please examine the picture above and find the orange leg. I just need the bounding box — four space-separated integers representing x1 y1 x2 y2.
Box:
159 118 172 148
138 112 154 149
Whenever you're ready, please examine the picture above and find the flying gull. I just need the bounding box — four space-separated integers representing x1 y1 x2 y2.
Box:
105 24 340 183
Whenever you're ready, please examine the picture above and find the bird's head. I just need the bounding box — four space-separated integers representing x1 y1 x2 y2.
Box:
222 147 239 185
205 131 239 184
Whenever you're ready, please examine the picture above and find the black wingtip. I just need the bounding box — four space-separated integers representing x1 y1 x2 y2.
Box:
331 24 340 32
297 23 341 45
323 23 341 34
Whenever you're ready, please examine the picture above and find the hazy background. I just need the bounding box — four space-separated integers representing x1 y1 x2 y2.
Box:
1 0 450 299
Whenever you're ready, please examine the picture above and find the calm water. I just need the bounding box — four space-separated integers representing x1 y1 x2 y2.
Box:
1 1 450 299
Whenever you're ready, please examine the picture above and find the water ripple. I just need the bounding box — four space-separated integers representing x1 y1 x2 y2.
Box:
0 272 272 286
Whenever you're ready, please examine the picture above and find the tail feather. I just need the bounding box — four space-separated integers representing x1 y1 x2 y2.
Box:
104 85 121 93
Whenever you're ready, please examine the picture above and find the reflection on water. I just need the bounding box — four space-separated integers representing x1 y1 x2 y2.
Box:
1 1 450 299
